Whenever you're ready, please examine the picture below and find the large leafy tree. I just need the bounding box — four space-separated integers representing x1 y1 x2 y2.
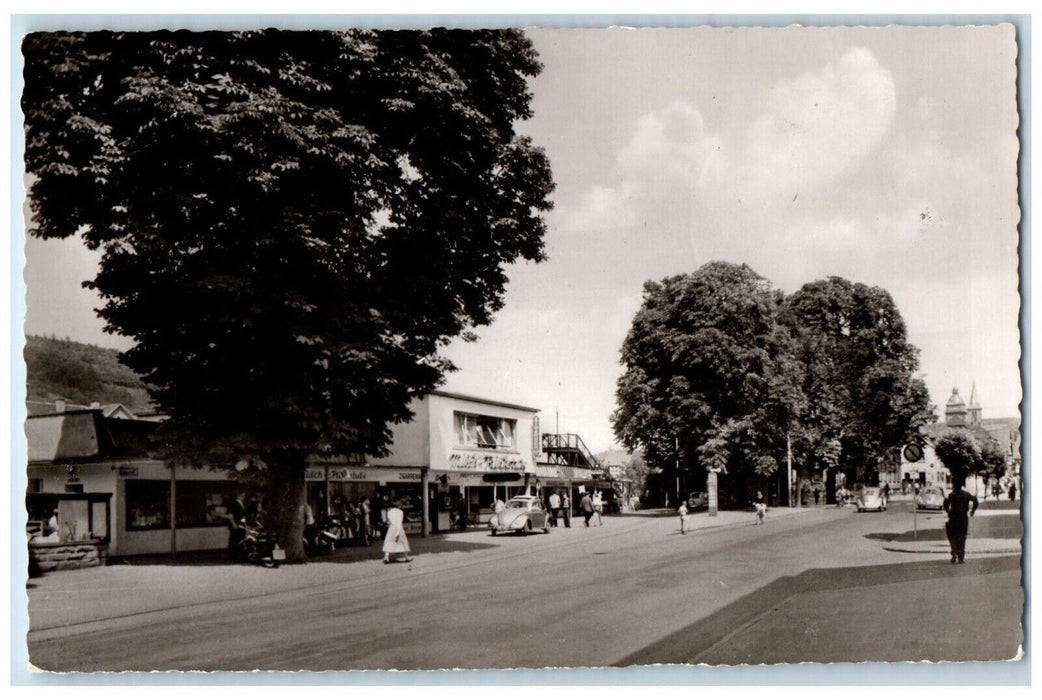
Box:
611 262 802 503
22 29 554 560
780 277 933 493
934 429 983 483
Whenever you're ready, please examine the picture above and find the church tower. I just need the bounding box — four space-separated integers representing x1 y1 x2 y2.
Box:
967 382 982 426
945 386 967 427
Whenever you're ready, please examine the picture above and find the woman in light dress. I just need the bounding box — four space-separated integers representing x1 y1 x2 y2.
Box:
382 500 413 564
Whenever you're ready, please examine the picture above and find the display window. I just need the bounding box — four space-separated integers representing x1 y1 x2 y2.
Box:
454 412 516 449
126 479 239 531
26 493 111 542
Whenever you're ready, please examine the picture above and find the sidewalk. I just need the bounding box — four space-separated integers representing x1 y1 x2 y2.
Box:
25 506 816 633
881 505 1022 555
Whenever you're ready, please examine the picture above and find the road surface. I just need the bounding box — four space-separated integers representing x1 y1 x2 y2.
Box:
27 502 1023 671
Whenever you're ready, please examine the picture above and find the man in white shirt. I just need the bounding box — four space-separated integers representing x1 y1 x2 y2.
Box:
548 490 561 527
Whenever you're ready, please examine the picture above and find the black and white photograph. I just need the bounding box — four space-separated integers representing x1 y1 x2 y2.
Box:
9 12 1028 681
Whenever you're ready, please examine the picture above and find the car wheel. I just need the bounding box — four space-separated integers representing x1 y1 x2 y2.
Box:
544 519 551 534
524 520 533 535
489 528 497 537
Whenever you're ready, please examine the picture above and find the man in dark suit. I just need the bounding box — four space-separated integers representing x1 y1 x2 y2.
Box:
943 477 979 563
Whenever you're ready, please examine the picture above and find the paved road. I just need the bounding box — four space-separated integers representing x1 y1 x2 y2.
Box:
27 503 1022 671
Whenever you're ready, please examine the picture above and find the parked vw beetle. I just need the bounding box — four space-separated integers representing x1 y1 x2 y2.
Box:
855 486 887 512
488 495 551 536
916 486 946 511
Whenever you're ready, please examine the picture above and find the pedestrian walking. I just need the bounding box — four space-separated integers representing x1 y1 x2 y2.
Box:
753 490 766 525
678 502 690 534
943 476 979 564
548 490 561 527
591 490 604 526
580 491 594 526
1009 482 1017 501
382 500 413 564
561 492 572 527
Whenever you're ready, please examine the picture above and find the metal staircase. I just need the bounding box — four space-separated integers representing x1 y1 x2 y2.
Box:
541 433 604 476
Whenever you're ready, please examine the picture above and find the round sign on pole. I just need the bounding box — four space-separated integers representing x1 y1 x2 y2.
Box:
903 444 924 463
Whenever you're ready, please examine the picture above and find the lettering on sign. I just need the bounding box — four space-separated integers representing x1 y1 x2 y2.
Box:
118 467 139 477
304 468 325 482
448 452 528 473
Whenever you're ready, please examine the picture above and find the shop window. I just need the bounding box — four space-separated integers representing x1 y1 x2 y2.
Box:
126 480 170 530
26 493 111 542
177 482 239 528
454 412 516 449
127 480 239 530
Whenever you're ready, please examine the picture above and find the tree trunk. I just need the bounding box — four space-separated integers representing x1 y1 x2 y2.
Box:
262 450 308 563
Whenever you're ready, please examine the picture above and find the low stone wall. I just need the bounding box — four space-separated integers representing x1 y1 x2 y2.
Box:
29 540 108 572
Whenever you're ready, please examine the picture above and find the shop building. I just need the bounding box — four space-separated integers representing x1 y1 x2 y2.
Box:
308 391 541 535
27 391 542 560
26 408 240 565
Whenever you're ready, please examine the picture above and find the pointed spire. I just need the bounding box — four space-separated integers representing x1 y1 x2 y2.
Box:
967 381 982 426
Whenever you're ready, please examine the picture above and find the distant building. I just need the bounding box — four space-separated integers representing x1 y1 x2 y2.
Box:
900 384 1020 490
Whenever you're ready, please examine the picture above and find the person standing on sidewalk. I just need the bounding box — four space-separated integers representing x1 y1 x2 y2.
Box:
678 502 690 534
943 476 979 564
580 491 594 526
225 491 247 556
561 492 571 527
548 490 561 527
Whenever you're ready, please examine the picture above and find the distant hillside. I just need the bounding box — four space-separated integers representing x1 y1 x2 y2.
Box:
24 335 153 415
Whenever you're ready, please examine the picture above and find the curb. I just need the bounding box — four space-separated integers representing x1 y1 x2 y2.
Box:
882 543 1021 555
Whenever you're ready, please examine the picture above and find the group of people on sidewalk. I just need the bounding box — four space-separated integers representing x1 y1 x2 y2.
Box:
544 489 605 527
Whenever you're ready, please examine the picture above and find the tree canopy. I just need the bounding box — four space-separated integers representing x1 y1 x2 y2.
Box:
611 262 802 496
22 29 554 559
780 277 933 485
934 430 982 483
612 263 931 504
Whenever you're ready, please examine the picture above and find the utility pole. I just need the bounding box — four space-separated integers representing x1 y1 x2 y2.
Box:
787 434 793 508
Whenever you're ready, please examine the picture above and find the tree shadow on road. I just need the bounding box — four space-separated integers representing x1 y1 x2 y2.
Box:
614 555 1022 667
108 537 500 568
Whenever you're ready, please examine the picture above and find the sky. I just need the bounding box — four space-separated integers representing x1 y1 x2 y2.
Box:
20 24 1023 453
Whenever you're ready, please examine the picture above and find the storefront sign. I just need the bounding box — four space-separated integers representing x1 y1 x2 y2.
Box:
118 467 139 477
305 467 421 482
558 466 592 481
447 451 529 473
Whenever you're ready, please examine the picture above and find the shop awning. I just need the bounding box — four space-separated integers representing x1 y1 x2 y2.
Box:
535 464 561 479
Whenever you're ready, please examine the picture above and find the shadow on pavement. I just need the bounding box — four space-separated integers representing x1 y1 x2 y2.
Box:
108 537 499 567
614 555 1022 667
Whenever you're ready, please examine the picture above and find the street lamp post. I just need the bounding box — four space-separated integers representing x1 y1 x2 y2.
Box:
675 436 680 509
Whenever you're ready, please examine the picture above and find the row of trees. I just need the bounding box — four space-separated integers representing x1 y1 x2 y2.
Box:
611 262 935 504
934 429 1009 490
23 29 555 561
